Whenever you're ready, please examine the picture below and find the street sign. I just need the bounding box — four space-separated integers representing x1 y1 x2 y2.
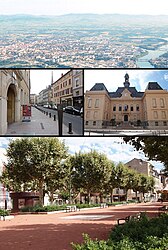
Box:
22 105 31 122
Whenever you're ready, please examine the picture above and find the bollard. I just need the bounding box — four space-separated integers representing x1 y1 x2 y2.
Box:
58 105 63 136
49 113 51 118
68 122 73 134
53 114 56 121
46 112 48 116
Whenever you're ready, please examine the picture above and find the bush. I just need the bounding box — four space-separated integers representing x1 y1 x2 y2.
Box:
20 204 68 212
76 203 100 209
72 214 168 250
0 209 10 216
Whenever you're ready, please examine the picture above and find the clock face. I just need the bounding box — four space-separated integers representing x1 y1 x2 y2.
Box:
125 93 128 96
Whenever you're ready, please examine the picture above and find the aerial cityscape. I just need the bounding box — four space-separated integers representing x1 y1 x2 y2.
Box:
0 14 168 68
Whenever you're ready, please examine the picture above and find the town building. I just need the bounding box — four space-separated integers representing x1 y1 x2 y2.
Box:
126 158 163 201
52 70 83 108
85 73 168 130
52 70 73 107
72 70 83 108
36 85 53 106
0 70 30 135
30 94 37 105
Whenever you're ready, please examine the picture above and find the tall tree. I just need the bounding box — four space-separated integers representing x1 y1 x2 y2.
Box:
1 137 69 205
69 150 111 204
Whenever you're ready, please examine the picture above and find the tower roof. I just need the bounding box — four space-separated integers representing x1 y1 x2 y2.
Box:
146 82 163 90
90 83 108 92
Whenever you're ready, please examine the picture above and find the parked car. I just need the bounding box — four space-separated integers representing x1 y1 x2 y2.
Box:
52 105 57 110
80 107 83 117
63 106 80 115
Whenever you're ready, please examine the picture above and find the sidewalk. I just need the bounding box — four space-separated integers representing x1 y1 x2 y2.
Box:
0 202 164 250
6 107 77 136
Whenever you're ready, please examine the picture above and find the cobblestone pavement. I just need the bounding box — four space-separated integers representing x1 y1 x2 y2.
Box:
0 202 165 250
6 107 81 136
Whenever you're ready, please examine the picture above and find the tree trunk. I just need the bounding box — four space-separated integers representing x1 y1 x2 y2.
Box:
110 188 114 203
87 190 91 204
39 179 44 206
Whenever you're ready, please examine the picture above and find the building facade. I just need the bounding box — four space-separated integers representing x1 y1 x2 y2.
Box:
85 73 168 129
52 70 73 107
72 69 83 108
126 158 163 201
0 70 30 135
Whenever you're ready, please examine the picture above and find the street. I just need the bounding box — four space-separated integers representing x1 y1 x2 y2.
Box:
6 106 83 136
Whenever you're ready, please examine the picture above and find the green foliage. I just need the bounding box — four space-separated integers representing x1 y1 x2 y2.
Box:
72 214 168 250
0 209 10 216
1 137 69 205
123 137 168 173
69 150 112 203
20 204 67 212
76 203 100 209
71 234 113 250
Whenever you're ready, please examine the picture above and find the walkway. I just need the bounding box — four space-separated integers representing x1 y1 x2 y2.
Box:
6 107 78 136
0 202 164 250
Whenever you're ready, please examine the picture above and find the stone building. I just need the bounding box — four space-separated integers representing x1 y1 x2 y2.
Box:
30 94 37 105
52 70 73 107
85 73 168 129
125 158 163 201
0 70 30 135
72 69 83 108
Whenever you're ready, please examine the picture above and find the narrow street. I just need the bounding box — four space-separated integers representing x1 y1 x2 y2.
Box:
6 107 83 136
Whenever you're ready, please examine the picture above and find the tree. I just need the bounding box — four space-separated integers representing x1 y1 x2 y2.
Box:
123 137 168 173
105 161 118 203
1 137 69 205
138 174 155 201
69 150 111 204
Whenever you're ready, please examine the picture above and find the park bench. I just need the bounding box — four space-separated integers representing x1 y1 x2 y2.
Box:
158 205 168 216
100 203 108 208
65 205 80 212
117 212 141 225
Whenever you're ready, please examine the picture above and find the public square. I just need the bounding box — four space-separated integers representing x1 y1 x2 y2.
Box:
0 202 165 250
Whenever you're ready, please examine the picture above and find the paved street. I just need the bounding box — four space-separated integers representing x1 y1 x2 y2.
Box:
0 202 165 250
6 107 83 136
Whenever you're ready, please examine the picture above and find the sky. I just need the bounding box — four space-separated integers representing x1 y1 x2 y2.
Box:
0 0 167 16
84 69 168 92
0 137 164 172
30 69 69 94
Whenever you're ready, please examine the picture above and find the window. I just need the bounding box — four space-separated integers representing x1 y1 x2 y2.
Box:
136 105 140 111
154 111 158 119
124 104 128 111
95 99 99 108
113 105 116 111
93 121 96 126
131 105 133 111
85 121 88 125
160 98 165 108
152 98 157 108
69 79 71 85
119 105 122 111
155 121 158 126
76 91 79 96
75 79 79 87
162 111 166 119
88 99 92 108
163 121 167 126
